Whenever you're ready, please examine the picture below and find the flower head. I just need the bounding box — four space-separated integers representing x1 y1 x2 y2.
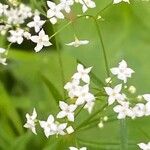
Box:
138 142 150 150
57 101 77 122
24 108 37 134
30 29 52 52
110 60 134 83
66 37 89 47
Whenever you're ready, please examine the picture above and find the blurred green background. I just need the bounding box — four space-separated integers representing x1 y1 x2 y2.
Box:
0 0 150 149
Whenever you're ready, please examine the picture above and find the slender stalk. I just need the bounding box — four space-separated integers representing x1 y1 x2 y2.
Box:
120 119 128 150
75 103 108 131
53 26 66 98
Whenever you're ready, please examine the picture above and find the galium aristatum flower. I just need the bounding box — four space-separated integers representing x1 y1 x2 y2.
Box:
104 84 125 105
78 0 96 13
8 29 24 44
59 0 74 13
47 1 64 24
72 64 92 84
31 29 52 52
57 101 77 122
66 37 89 47
110 60 134 83
113 0 130 4
138 142 150 150
27 15 45 33
24 108 37 134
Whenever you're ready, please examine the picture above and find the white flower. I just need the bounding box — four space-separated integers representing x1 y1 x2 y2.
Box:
138 142 150 150
64 79 80 98
66 37 89 47
30 29 52 52
72 64 92 84
113 0 130 4
8 29 24 44
27 15 45 33
0 3 8 16
59 0 74 13
145 102 150 116
84 101 95 114
40 115 55 137
0 58 7 65
0 48 6 53
51 122 67 136
132 103 145 118
104 84 125 105
143 94 150 102
69 147 87 150
24 108 37 134
47 1 64 24
78 0 96 13
110 60 134 83
57 101 77 122
113 102 133 119
76 84 95 105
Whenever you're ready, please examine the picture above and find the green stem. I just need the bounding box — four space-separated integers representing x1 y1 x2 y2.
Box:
75 103 108 131
120 119 128 150
53 26 66 98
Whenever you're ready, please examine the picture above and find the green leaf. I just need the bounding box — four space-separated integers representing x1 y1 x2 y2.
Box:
40 74 63 105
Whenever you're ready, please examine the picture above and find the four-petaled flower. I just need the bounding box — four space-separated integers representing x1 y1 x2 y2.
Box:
110 60 134 83
59 0 74 13
66 37 89 47
72 64 92 84
24 108 37 134
104 84 125 105
47 1 64 24
27 15 45 33
57 101 77 122
31 29 52 52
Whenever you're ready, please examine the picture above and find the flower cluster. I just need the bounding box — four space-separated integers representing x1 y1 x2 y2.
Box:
104 60 150 119
24 64 94 141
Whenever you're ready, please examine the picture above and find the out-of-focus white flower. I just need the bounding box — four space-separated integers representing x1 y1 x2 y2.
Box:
8 29 24 44
64 79 80 98
66 37 89 47
27 15 45 33
143 94 150 102
113 0 130 4
104 84 125 105
84 101 95 114
30 29 52 52
110 60 134 83
138 142 150 150
78 0 96 13
59 0 74 13
47 1 64 24
0 3 8 16
132 103 145 118
24 108 37 134
0 48 7 65
76 84 95 105
113 102 133 119
69 147 87 150
40 115 55 137
145 102 150 116
57 101 77 122
72 64 92 84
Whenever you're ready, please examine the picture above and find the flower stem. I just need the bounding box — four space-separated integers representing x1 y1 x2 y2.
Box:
120 119 128 150
53 26 66 98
